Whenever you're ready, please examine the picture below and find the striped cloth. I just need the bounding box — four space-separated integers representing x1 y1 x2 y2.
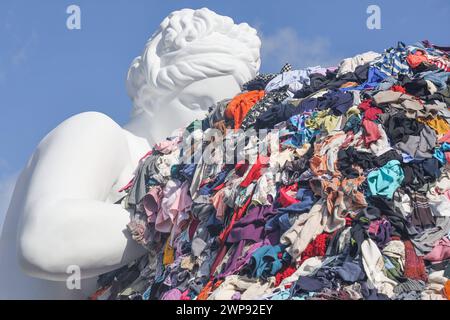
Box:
371 42 413 77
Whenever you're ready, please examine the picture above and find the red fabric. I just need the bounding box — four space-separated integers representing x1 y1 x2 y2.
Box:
404 240 428 282
275 265 297 287
278 184 299 207
345 217 353 227
219 192 254 244
240 156 270 188
391 85 406 93
362 118 381 146
358 99 383 121
299 233 330 266
211 188 256 277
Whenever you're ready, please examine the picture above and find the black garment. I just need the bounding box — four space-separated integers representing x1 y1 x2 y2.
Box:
401 77 431 97
337 147 377 178
366 196 412 239
293 64 370 98
241 90 290 130
402 158 441 191
382 111 425 144
374 149 403 167
444 261 450 278
423 84 450 105
412 62 440 74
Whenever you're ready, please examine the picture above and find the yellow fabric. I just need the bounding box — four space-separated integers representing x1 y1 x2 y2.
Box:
418 116 450 135
163 238 175 265
305 111 340 134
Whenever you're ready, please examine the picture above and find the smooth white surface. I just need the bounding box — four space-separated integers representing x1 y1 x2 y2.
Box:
0 8 260 299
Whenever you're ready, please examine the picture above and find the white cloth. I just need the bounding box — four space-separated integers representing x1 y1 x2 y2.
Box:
265 66 325 96
361 239 398 298
337 51 381 77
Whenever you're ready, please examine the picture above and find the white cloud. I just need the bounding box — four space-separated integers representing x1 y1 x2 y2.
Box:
0 172 18 235
259 27 343 71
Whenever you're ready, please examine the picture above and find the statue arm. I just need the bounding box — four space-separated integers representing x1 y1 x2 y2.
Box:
16 112 145 281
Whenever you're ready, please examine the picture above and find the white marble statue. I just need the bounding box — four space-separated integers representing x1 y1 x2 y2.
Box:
0 8 261 298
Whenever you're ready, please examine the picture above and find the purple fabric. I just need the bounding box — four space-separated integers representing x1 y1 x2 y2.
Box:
220 205 277 275
218 241 268 278
227 205 277 243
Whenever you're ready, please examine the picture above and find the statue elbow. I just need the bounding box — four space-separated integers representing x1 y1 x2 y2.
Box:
17 204 69 281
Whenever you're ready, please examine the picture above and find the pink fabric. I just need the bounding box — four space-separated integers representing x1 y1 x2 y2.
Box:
368 220 381 235
154 138 181 154
156 180 182 233
424 237 450 263
212 188 227 221
161 288 182 300
143 186 163 223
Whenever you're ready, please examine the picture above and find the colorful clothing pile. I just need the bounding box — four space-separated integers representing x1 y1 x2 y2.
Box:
91 40 450 301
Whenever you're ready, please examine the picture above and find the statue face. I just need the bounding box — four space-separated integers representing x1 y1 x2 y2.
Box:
175 75 241 112
141 74 241 143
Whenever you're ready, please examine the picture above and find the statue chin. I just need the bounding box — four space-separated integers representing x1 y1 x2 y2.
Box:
0 7 260 299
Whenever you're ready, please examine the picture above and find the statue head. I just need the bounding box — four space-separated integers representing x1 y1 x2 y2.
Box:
125 8 261 142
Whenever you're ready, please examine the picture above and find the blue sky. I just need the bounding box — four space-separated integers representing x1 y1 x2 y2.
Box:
0 0 449 229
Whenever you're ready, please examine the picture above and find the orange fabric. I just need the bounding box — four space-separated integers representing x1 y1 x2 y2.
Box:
444 280 450 300
407 51 428 68
162 238 175 265
196 280 224 300
196 280 213 300
340 81 359 88
225 90 265 129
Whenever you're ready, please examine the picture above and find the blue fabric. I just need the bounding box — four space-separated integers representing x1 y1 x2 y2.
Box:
282 113 318 148
433 142 450 164
419 70 450 90
341 66 388 91
266 212 293 236
376 76 398 91
367 160 404 199
198 166 232 195
244 245 290 279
